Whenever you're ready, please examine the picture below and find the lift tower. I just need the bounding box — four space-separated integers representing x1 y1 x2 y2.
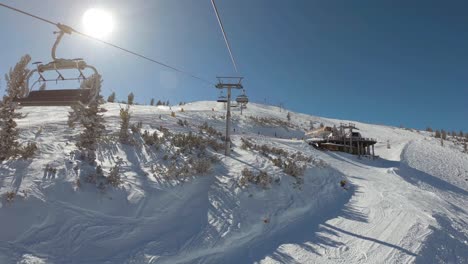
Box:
215 77 243 156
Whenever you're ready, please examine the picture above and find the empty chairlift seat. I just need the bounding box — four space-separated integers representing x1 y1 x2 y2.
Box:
13 89 92 106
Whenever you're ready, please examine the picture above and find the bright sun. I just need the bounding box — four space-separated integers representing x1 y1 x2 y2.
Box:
82 8 114 39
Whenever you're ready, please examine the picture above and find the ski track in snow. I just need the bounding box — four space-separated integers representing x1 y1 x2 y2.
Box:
0 101 467 263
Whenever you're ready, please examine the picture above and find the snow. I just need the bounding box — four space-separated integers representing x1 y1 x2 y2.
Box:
1 101 467 263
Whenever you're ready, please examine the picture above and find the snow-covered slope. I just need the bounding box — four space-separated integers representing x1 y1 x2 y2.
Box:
0 101 467 264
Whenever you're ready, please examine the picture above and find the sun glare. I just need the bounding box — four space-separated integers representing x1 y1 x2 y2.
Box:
82 8 114 39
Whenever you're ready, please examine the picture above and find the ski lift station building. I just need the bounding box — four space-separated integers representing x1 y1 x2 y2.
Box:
306 123 377 158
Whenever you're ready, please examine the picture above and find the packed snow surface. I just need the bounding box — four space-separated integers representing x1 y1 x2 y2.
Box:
1 101 467 263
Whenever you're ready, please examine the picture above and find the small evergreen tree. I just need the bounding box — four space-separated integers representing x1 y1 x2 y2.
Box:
435 130 441 138
150 98 155 106
127 92 134 105
68 74 106 163
0 55 31 161
459 130 464 138
119 105 131 143
426 127 433 132
166 100 170 106
441 130 447 140
107 92 116 103
286 112 291 122
156 100 162 106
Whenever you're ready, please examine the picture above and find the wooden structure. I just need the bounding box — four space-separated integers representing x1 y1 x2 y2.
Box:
306 123 377 158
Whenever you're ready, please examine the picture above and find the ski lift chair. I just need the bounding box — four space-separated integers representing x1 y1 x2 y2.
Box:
235 90 249 105
217 91 228 103
13 24 100 107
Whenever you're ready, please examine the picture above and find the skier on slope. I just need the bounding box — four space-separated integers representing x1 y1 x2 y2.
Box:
340 180 348 190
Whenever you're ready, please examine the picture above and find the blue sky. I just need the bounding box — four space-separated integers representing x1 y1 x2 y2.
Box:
1 0 467 131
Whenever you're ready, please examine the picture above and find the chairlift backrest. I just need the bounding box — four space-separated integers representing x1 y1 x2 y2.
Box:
217 95 228 103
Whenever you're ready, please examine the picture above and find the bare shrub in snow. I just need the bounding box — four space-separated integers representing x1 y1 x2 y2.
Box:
191 158 212 174
240 137 254 150
272 157 282 167
239 168 272 189
249 116 292 129
75 178 81 189
177 119 185 127
4 191 15 203
165 162 190 180
131 121 142 134
205 138 223 152
107 157 123 187
199 122 222 138
142 130 159 146
170 131 223 154
291 152 312 163
283 160 306 177
240 138 322 180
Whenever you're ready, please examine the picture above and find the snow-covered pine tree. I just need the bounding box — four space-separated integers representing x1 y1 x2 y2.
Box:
107 92 116 103
119 105 131 143
0 55 31 161
150 98 155 106
68 74 106 163
441 130 447 140
127 92 134 105
5 55 31 99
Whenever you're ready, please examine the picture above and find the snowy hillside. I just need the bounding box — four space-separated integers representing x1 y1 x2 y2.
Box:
1 101 467 264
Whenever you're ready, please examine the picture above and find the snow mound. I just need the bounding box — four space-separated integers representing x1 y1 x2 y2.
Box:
402 139 468 192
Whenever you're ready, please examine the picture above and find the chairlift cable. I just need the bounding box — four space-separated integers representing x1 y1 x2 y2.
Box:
0 2 214 85
210 0 239 73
